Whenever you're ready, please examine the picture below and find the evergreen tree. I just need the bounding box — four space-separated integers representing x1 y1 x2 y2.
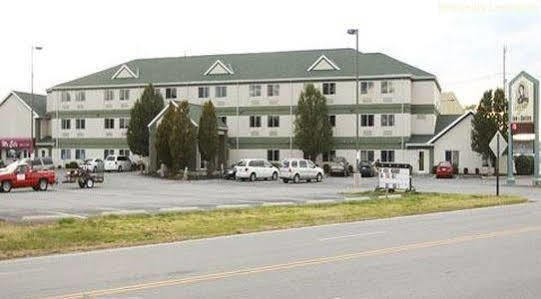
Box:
155 106 175 168
169 101 197 171
471 88 508 165
198 101 219 176
127 84 164 156
294 84 333 161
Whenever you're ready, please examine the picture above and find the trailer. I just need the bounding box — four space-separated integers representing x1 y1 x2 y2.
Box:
62 168 104 189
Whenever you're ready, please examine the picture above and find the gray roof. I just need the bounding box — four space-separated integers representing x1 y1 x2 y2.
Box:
12 91 47 118
150 100 227 129
53 48 436 89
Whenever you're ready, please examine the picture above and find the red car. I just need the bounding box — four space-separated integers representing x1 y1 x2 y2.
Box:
0 161 56 193
436 161 454 178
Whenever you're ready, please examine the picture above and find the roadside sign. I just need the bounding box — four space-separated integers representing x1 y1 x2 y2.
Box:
489 131 507 157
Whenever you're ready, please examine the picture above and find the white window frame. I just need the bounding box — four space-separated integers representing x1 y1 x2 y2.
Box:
104 149 114 159
119 149 130 156
329 115 336 127
75 149 86 160
267 115 280 128
249 116 261 128
267 84 280 97
361 81 374 95
104 118 115 129
61 91 71 102
361 150 375 162
119 118 130 129
360 114 374 127
119 89 130 101
249 85 262 97
75 118 86 130
381 150 395 162
61 149 72 160
198 86 209 98
61 119 71 130
215 86 227 98
267 149 280 161
322 82 336 95
381 81 394 94
165 88 177 99
104 90 114 101
381 114 395 127
75 91 86 102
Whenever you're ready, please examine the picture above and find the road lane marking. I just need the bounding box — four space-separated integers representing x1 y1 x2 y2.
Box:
0 267 45 276
44 226 541 299
306 199 336 205
319 231 386 241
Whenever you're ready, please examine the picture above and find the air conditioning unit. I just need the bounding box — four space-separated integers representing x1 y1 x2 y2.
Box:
251 100 260 105
362 98 372 103
269 131 278 137
250 131 260 137
382 97 393 103
217 101 225 106
383 130 393 136
77 104 84 109
105 104 113 109
327 99 334 104
62 105 70 110
269 99 279 105
363 130 372 136
106 132 113 137
76 133 84 137
62 133 69 138
121 103 129 108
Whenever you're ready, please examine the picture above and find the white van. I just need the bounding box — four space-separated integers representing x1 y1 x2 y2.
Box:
279 158 324 183
235 159 279 181
104 155 132 172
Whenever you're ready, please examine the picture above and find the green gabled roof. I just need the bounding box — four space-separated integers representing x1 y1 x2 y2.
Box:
434 114 463 135
11 91 47 117
148 100 227 129
52 48 436 89
408 112 472 146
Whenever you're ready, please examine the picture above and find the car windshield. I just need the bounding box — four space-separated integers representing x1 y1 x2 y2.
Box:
439 162 451 167
282 160 289 168
237 160 247 167
84 159 92 164
0 161 22 174
106 156 115 161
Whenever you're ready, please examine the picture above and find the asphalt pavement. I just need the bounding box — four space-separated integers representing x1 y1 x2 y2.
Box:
0 171 538 222
1 192 540 298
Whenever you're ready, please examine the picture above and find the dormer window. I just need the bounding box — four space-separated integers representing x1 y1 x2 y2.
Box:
111 64 138 79
307 55 340 72
204 60 234 76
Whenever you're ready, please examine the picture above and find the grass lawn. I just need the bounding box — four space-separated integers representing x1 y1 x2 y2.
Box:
0 192 527 260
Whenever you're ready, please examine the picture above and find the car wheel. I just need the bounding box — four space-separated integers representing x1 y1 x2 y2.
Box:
2 181 12 193
86 178 95 189
307 179 312 183
78 180 86 188
293 174 300 184
38 179 48 191
282 179 289 183
250 173 256 182
118 166 123 172
316 173 323 182
272 172 278 181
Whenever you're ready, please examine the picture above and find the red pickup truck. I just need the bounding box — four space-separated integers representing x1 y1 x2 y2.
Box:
0 161 56 193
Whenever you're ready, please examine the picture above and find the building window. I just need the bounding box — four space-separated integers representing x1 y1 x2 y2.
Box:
267 149 280 161
361 81 374 94
198 87 209 98
104 118 115 129
75 149 86 160
361 150 375 162
104 149 114 159
267 115 280 128
216 86 227 98
61 119 71 130
61 149 72 160
75 91 86 102
219 116 227 126
119 149 130 156
329 115 336 127
61 91 71 102
104 90 114 101
322 83 336 95
381 81 394 94
361 114 374 127
165 88 177 99
119 89 130 101
322 150 336 162
381 150 395 162
75 119 86 130
381 114 395 127
267 84 280 97
119 118 129 129
249 116 261 128
249 85 262 97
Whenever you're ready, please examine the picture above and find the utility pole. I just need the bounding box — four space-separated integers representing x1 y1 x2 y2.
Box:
347 29 359 170
30 45 43 158
504 45 515 185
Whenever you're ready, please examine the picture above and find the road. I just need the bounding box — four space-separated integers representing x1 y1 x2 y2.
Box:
1 193 541 298
0 172 538 221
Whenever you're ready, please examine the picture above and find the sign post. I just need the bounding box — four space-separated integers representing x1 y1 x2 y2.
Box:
490 131 507 196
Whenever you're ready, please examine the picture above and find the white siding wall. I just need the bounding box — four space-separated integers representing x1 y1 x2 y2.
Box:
0 94 32 138
433 115 483 173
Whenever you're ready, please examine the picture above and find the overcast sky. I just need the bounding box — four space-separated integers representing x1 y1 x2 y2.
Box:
1 0 539 106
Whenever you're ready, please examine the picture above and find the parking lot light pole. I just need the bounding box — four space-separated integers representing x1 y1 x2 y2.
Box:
30 45 43 158
347 29 359 170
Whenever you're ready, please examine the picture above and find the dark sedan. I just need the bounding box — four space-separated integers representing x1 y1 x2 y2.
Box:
359 161 377 177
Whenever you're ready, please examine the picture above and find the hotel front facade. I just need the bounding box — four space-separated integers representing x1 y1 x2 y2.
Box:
44 48 482 173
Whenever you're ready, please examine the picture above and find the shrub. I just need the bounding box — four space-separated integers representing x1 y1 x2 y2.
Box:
452 164 459 174
475 168 480 175
515 155 534 175
432 165 438 174
463 168 469 175
0 160 4 168
323 164 330 174
347 165 354 174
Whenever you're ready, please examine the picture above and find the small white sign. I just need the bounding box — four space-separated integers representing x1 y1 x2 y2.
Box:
16 174 25 181
489 131 507 157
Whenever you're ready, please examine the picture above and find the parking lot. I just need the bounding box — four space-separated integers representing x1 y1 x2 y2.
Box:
0 172 538 222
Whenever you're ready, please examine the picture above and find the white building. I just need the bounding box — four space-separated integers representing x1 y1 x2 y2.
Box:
41 48 482 173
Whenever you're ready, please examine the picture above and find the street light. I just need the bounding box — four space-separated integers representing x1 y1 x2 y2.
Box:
31 45 43 158
347 29 359 170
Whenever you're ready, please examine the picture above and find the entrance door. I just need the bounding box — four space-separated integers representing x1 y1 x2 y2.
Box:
418 151 425 172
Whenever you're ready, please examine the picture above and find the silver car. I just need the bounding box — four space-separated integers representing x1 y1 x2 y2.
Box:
279 158 324 183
